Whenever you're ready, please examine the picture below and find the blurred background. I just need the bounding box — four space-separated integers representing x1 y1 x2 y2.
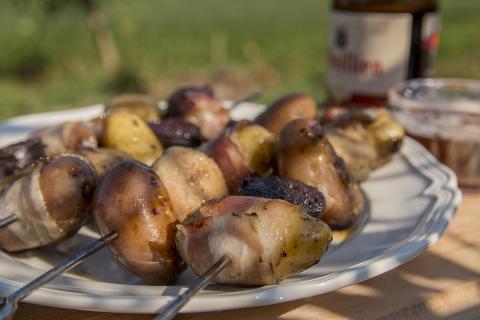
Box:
0 0 479 120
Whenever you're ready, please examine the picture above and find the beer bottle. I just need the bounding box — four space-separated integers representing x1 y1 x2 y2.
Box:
326 0 440 107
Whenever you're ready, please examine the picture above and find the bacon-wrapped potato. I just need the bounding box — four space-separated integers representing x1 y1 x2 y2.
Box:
152 147 228 222
176 196 331 286
0 155 95 252
0 138 46 181
207 120 276 192
29 122 97 157
322 107 405 181
166 86 229 140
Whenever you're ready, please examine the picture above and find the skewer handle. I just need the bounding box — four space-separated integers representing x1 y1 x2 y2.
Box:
0 231 118 320
0 215 17 228
154 255 231 320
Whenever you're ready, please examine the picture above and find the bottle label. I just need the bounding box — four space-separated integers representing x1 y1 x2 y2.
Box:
326 10 413 106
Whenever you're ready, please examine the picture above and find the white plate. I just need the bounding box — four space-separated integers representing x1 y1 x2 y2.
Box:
0 103 461 314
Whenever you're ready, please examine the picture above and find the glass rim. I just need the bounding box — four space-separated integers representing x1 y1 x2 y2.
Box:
387 77 480 117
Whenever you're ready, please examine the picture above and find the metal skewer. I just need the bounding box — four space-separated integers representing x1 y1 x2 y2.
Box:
0 231 118 320
154 255 231 320
0 215 17 228
0 90 248 319
229 91 262 111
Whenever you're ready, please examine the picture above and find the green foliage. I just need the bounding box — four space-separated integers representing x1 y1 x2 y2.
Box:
0 0 479 119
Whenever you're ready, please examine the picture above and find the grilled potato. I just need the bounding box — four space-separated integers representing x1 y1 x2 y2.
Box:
208 121 275 192
105 94 160 123
230 123 276 175
366 109 405 164
101 112 163 165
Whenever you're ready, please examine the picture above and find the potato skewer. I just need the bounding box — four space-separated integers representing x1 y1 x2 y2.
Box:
0 158 183 318
154 194 331 318
0 159 331 319
0 155 96 319
0 88 409 320
0 231 228 320
0 156 222 319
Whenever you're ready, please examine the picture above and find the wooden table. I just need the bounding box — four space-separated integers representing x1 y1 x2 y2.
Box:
14 193 480 320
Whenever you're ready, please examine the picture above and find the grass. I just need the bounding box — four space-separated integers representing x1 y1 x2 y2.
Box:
0 0 479 120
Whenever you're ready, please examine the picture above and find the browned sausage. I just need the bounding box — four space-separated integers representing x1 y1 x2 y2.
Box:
277 118 364 229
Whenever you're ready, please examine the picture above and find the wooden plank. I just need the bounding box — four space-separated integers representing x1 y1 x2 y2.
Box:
13 194 480 320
